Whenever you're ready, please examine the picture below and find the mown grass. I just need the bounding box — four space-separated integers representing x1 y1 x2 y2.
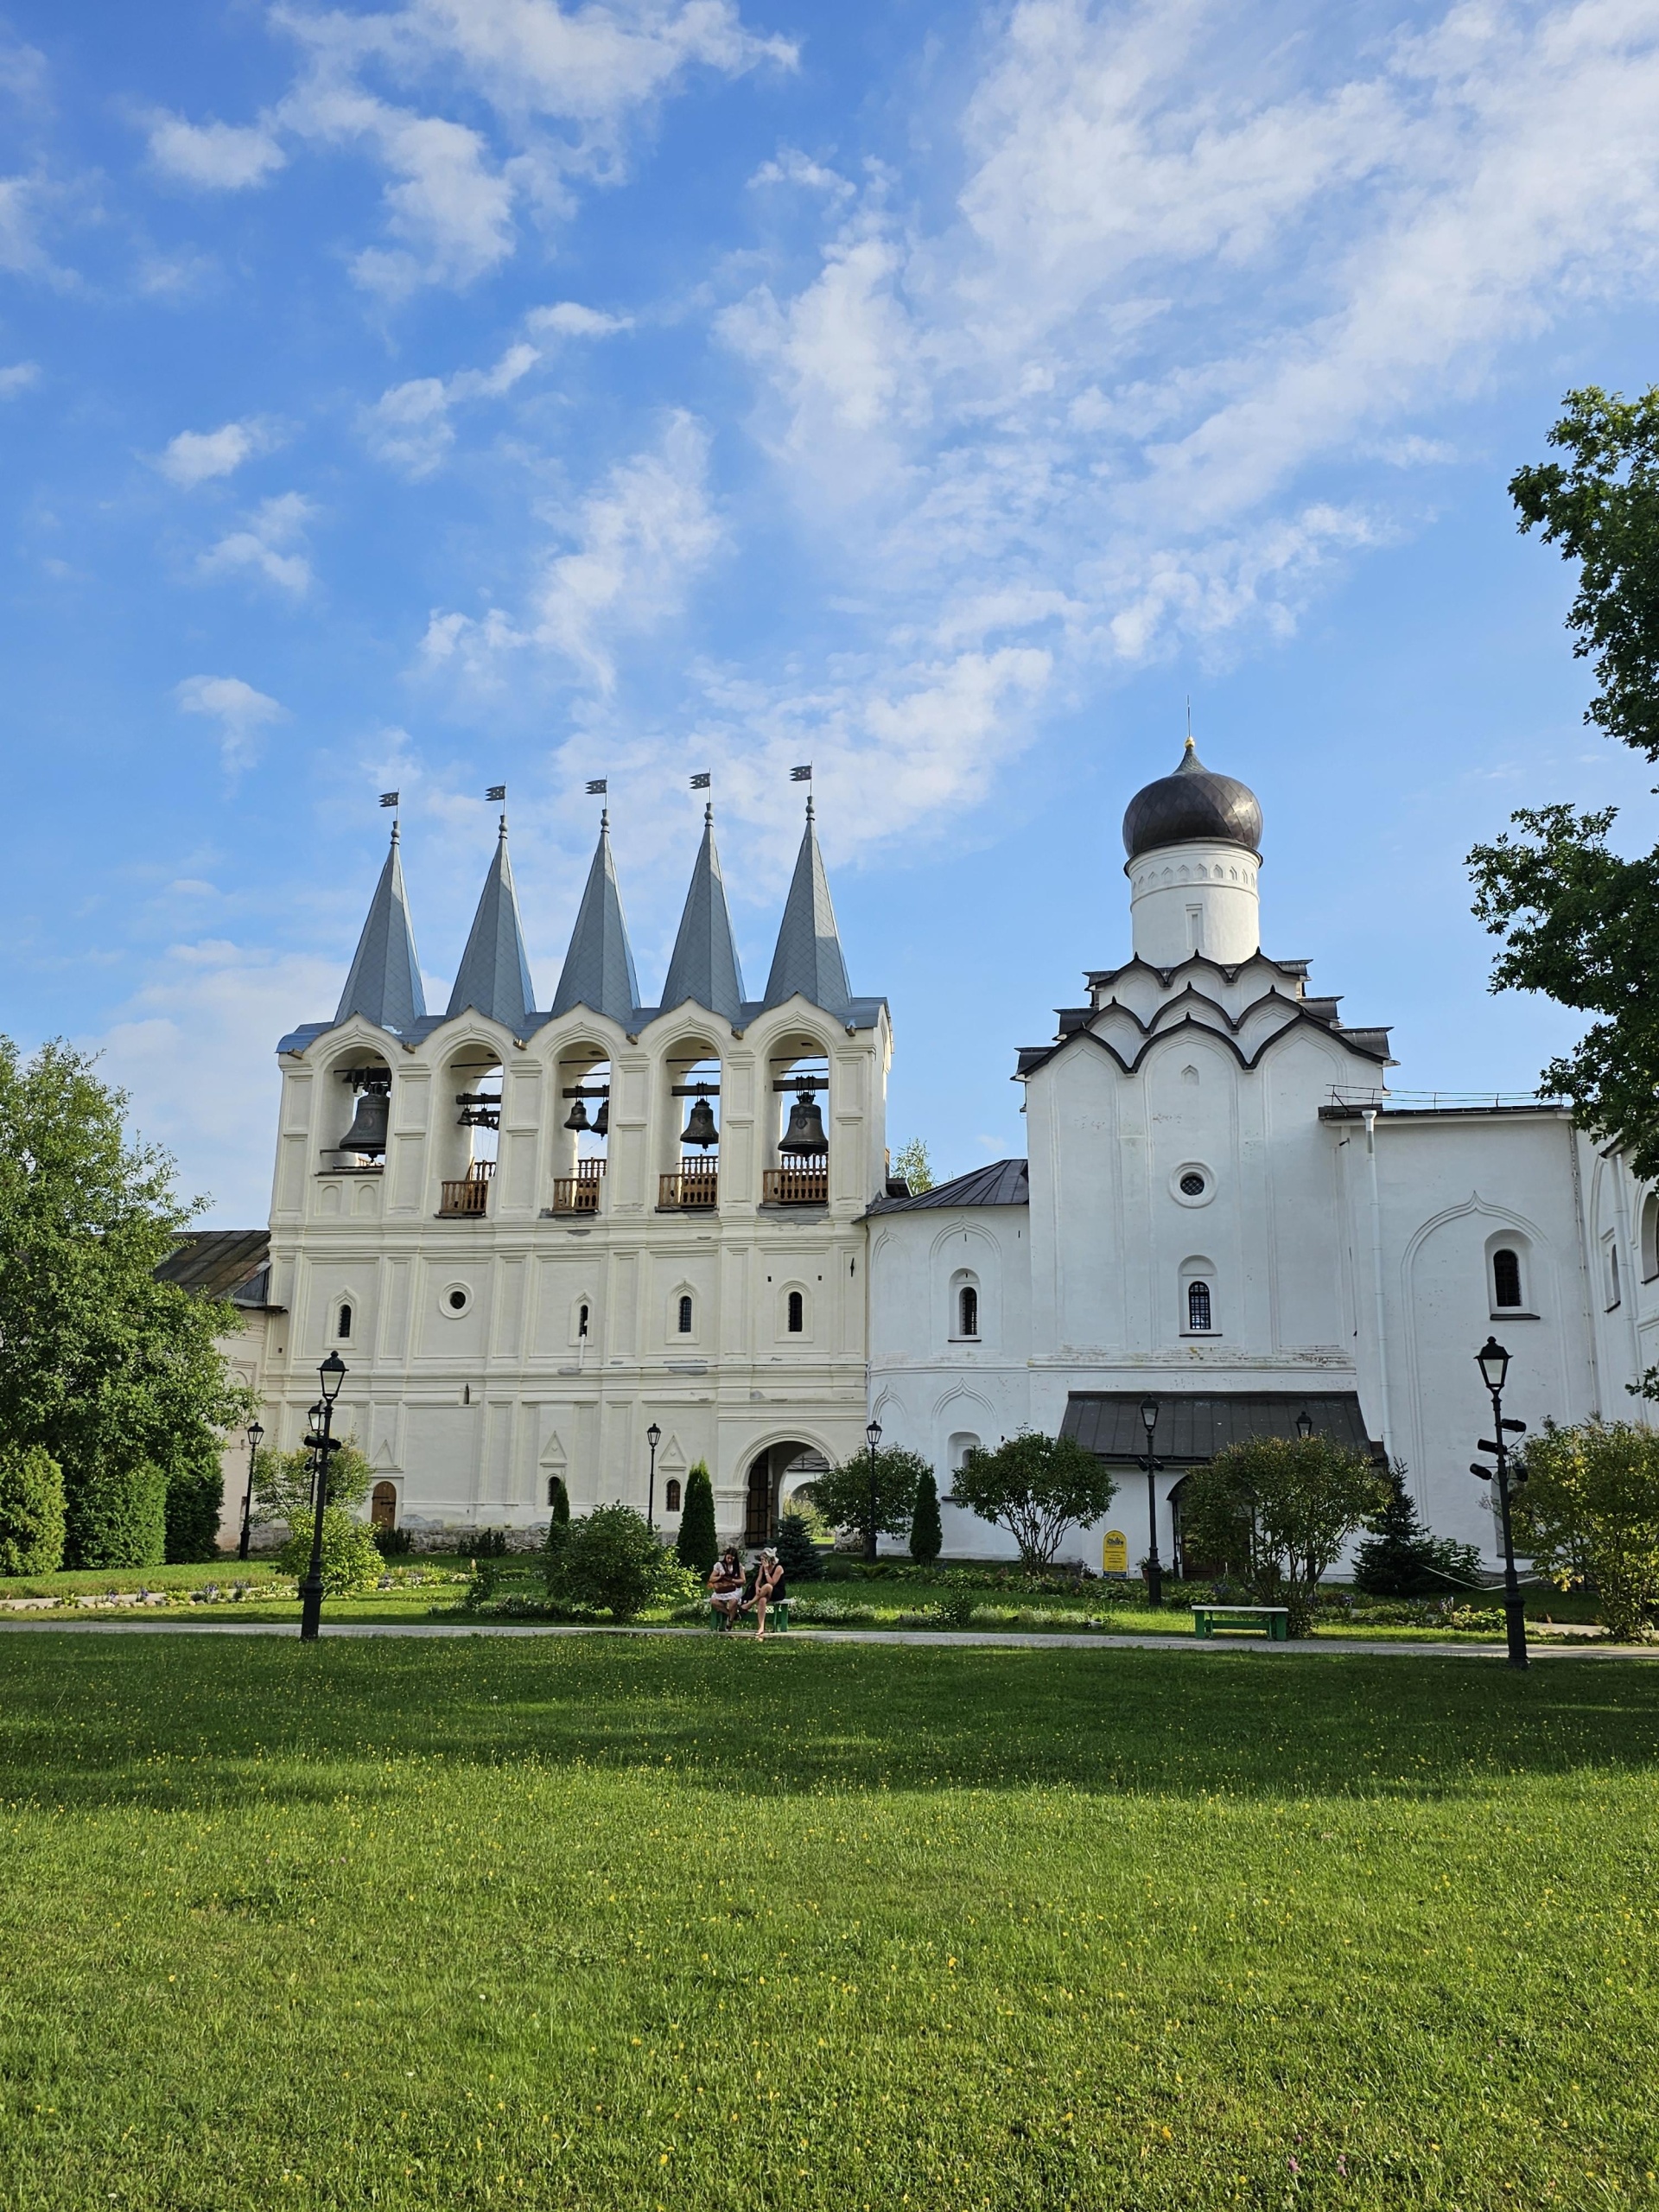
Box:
0 1637 1656 2209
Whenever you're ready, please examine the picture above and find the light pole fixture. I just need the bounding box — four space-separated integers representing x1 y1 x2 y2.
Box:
645 1421 662 1533
1473 1336 1528 1670
238 1418 264 1563
300 1352 348 1643
865 1416 883 1565
1139 1395 1163 1608
1295 1408 1313 1441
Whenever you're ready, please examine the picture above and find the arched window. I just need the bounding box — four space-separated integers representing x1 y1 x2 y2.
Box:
1491 1248 1522 1309
577 1302 589 1338
786 1289 804 1333
665 1478 682 1513
337 1302 353 1341
1643 1193 1659 1282
958 1285 979 1338
1187 1279 1213 1332
677 1294 694 1335
1607 1239 1622 1310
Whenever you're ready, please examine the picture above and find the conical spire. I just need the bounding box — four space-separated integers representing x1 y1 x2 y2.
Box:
660 804 745 1025
335 822 427 1034
762 798 851 1019
446 815 537 1032
551 811 640 1028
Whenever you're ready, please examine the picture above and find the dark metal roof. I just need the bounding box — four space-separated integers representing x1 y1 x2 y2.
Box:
660 805 746 1026
1063 1390 1379 1464
335 825 426 1035
1122 738 1262 861
155 1230 275 1307
762 801 853 1020
868 1158 1029 1213
446 817 537 1032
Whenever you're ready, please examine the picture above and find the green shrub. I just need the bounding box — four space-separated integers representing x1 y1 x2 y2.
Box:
276 1507 381 1595
1180 1435 1389 1636
546 1476 570 1530
162 1427 226 1564
935 1582 977 1629
0 1443 65 1575
549 1503 677 1621
67 1457 167 1569
675 1463 718 1576
372 1525 413 1557
1353 1465 1482 1595
471 1528 509 1557
1514 1419 1659 1640
776 1510 824 1584
909 1469 943 1564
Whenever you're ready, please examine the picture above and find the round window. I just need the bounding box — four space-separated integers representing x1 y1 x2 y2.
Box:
1179 1172 1206 1198
442 1284 472 1317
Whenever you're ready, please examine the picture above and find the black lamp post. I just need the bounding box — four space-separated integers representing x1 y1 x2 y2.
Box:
299 1351 347 1643
1139 1395 1163 1607
238 1418 264 1562
1474 1335 1529 1671
645 1421 662 1532
865 1416 882 1563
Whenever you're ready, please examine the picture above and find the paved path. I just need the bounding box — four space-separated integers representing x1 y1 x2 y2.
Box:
0 1619 1649 1658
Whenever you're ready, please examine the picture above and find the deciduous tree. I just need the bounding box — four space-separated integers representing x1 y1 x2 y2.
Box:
950 1431 1116 1568
809 1447 929 1551
1179 1435 1389 1634
1512 1420 1659 1641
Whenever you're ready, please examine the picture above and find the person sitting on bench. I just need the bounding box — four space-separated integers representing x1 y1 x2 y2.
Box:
750 1546 786 1640
708 1548 745 1630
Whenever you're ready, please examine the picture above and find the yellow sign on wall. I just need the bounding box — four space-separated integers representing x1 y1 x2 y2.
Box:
1101 1529 1128 1576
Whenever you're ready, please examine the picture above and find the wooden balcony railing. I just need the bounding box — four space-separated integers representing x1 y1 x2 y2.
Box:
550 1156 606 1214
763 1166 829 1206
438 1160 494 1217
658 1166 718 1211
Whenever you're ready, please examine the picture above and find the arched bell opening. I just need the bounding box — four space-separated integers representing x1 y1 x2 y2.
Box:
322 1051 392 1173
438 1046 502 1217
552 1043 610 1215
765 1035 830 1208
745 1442 830 1549
659 1038 721 1212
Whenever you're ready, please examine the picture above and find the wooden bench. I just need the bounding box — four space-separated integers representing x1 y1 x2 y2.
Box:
1192 1604 1290 1641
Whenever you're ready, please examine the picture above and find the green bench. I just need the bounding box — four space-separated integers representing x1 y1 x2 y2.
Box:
708 1599 791 1633
1192 1604 1290 1641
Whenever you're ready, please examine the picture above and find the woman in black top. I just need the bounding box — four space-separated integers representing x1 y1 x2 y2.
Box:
750 1546 785 1639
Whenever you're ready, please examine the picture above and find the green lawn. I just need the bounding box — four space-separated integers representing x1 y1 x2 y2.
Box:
0 1637 1656 2208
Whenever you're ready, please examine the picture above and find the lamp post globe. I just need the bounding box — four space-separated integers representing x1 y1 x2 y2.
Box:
865 1418 882 1564
238 1418 264 1563
300 1354 348 1643
1139 1396 1162 1607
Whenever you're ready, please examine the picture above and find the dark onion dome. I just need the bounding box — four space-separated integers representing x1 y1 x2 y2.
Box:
1122 736 1263 861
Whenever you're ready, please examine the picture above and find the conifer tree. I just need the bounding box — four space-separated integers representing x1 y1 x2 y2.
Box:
546 1475 570 1529
908 1468 943 1564
776 1509 823 1583
676 1461 717 1575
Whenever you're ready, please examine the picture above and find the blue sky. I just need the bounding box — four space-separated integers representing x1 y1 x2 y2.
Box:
3 0 1659 1221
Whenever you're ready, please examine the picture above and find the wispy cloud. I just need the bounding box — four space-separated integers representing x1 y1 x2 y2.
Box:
198 492 316 596
145 111 288 190
154 416 280 488
0 359 37 397
174 673 289 770
422 409 721 688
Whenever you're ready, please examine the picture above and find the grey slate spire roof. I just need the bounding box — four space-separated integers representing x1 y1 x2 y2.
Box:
762 798 851 1019
335 823 427 1034
551 811 640 1028
660 804 745 1025
445 815 537 1033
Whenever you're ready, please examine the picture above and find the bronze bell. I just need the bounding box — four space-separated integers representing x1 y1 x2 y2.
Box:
339 1084 390 1156
563 1097 590 1133
779 1089 827 1157
592 1097 609 1138
681 1096 718 1149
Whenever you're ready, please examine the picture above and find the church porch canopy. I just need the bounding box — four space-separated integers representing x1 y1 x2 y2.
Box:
1061 1391 1381 1465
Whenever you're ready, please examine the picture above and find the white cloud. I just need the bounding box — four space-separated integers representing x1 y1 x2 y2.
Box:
0 360 37 397
155 418 277 489
423 410 721 687
0 175 48 276
361 339 539 475
199 493 316 596
174 674 289 769
748 146 853 199
137 0 798 299
145 111 288 190
526 299 632 337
